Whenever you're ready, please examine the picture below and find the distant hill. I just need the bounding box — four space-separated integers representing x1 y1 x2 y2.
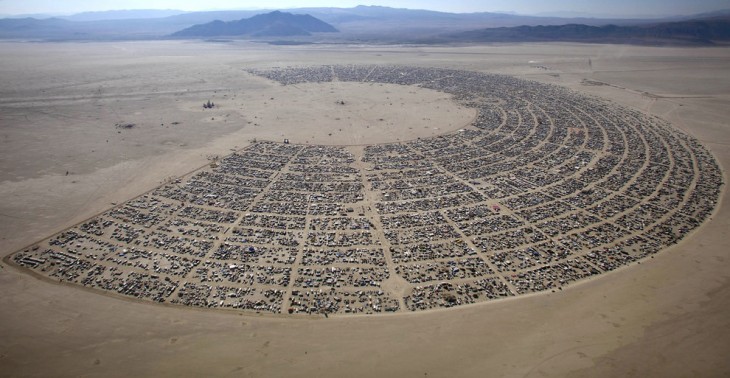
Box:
442 17 730 45
62 9 187 22
0 17 73 38
171 11 338 38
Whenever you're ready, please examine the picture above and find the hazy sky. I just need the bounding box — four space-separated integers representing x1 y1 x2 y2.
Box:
1 0 727 17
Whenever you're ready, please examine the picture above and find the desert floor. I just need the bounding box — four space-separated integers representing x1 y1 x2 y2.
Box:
0 41 728 377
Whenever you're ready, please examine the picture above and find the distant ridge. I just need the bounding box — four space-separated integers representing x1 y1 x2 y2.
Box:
63 9 186 22
443 18 730 45
171 11 338 37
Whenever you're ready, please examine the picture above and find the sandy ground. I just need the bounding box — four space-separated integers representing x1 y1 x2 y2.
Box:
0 41 728 377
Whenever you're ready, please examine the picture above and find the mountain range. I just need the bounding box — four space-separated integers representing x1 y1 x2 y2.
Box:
0 6 729 45
442 17 730 45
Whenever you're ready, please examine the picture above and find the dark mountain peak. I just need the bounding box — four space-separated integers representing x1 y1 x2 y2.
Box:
171 10 338 38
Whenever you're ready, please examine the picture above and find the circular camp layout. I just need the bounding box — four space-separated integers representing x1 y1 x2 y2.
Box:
11 65 723 315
